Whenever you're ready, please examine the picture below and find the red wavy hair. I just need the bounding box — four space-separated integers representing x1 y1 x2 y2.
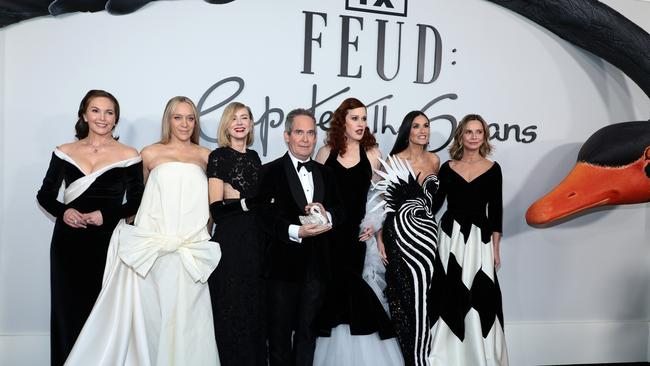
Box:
325 97 377 155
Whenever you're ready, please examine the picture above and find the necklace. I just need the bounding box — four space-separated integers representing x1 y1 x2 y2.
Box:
84 139 112 153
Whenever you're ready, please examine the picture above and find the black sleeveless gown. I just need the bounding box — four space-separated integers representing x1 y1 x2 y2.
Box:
207 146 266 366
314 145 394 339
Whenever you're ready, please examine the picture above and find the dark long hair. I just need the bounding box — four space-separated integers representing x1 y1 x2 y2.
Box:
74 89 120 140
389 110 429 156
325 97 377 155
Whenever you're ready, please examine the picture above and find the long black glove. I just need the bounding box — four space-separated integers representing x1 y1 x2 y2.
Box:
209 196 273 222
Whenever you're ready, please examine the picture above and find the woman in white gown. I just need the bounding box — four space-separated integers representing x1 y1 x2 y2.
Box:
65 96 222 366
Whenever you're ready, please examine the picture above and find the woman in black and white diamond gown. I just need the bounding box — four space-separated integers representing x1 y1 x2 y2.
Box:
64 96 221 366
429 114 508 366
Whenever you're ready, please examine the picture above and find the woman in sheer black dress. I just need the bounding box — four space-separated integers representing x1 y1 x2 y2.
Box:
36 90 143 366
207 102 266 366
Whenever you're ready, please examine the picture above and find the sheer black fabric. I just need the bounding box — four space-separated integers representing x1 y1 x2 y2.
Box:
207 146 266 366
207 146 261 198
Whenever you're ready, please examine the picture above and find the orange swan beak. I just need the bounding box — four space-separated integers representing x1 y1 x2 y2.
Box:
526 158 650 225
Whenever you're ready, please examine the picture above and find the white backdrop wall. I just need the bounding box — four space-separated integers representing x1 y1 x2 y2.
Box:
0 0 649 365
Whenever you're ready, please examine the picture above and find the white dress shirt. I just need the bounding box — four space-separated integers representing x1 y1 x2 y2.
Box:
288 152 314 243
288 152 314 203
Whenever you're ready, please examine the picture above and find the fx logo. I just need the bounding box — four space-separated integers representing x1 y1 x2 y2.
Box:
345 0 407 17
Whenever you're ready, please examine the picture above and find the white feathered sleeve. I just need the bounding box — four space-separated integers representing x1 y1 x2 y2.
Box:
360 187 386 233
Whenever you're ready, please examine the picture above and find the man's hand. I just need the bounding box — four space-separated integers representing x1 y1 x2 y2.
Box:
298 223 331 238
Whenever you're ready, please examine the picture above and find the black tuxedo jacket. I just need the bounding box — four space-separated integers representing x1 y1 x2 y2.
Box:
258 152 342 282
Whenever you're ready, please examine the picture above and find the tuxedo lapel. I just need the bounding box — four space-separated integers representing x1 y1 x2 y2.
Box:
282 153 308 210
312 164 324 204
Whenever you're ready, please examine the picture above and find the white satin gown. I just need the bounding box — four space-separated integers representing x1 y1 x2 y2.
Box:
65 162 222 366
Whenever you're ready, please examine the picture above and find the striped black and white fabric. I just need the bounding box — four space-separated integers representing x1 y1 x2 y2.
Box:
373 157 444 366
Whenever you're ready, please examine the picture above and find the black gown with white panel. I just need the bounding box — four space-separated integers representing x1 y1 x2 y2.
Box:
37 149 143 366
429 161 508 366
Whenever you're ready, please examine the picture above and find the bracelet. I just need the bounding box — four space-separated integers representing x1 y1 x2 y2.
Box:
240 198 249 212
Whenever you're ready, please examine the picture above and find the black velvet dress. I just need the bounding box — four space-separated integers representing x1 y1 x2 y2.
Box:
314 145 394 339
206 146 266 366
36 150 144 366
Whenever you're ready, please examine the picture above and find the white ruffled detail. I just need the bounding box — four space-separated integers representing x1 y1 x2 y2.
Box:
54 148 142 204
359 186 389 310
362 236 389 313
360 156 419 306
314 324 404 366
369 156 417 214
118 222 220 283
360 188 385 233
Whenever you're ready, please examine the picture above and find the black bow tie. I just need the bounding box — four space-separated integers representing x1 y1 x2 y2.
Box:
297 160 314 172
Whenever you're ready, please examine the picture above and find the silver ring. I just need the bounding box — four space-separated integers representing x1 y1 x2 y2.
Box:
73 219 78 224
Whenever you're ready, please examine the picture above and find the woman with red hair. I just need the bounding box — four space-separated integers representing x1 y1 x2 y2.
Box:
313 98 403 365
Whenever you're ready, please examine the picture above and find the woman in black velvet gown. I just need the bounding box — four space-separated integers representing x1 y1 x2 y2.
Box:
36 90 144 366
313 98 401 365
207 102 266 366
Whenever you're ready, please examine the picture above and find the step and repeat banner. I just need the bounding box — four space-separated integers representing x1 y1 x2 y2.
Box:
1 0 649 364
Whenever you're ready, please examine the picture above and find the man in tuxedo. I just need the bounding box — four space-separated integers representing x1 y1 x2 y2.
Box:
258 108 341 366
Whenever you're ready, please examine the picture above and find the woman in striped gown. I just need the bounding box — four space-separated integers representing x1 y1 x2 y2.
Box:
375 111 442 366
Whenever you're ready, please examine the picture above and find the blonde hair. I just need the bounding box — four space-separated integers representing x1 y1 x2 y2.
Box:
217 102 254 147
160 96 201 145
449 114 493 160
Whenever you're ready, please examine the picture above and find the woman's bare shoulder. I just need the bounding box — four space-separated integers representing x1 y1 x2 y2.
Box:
57 141 79 154
315 145 332 163
114 141 140 159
